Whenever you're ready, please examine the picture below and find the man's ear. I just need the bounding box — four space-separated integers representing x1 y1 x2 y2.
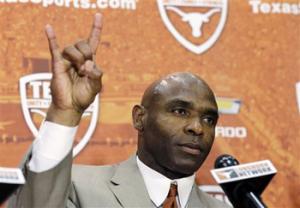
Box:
132 105 146 131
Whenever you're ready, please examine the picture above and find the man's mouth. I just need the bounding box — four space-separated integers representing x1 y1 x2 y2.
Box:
179 143 202 155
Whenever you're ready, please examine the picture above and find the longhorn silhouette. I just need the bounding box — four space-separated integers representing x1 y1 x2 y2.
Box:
166 6 221 38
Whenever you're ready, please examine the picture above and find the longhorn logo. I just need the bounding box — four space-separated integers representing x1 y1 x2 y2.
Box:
157 0 228 54
166 6 220 38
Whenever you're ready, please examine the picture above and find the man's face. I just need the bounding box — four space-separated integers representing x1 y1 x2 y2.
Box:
139 75 218 178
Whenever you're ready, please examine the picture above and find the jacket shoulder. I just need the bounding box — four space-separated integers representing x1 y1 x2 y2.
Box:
197 188 232 208
72 163 117 182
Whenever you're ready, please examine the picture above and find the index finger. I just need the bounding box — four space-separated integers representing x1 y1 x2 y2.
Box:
45 24 63 63
88 13 103 55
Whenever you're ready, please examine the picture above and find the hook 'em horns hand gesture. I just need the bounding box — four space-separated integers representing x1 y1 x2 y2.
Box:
45 13 103 126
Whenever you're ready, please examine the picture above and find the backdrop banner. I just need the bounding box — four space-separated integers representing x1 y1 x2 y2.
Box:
0 1 299 207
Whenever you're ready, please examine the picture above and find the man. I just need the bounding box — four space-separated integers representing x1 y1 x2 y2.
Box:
9 13 231 207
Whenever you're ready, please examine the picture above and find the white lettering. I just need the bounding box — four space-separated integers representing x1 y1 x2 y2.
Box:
225 127 235 137
291 4 300 15
54 0 64 7
248 0 300 15
235 127 247 138
42 0 53 7
109 0 119 8
80 0 90 9
29 81 42 99
73 0 79 8
97 0 136 9
121 0 136 10
282 3 291 14
42 82 51 99
0 0 137 10
97 0 107 8
29 81 51 99
260 3 271 13
271 3 281 13
31 0 42 4
64 0 71 7
216 126 247 139
249 0 261 13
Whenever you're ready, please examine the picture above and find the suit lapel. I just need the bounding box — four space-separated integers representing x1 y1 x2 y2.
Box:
187 184 208 208
108 155 155 207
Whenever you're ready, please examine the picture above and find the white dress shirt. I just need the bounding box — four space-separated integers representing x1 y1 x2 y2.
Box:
28 121 195 208
137 157 195 208
28 121 77 172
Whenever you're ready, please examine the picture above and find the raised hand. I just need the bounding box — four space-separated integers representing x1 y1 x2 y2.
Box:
45 13 103 126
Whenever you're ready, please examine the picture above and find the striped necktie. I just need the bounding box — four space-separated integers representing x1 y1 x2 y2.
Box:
163 183 178 208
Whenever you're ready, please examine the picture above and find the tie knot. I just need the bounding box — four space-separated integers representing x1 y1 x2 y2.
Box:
168 183 178 197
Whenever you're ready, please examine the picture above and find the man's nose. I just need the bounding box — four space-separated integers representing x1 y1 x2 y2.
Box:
184 119 203 136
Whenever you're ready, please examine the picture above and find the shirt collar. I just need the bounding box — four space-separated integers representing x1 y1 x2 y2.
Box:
136 156 195 208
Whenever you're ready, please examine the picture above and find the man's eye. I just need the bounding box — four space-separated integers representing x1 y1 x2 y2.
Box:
203 117 215 125
172 108 189 116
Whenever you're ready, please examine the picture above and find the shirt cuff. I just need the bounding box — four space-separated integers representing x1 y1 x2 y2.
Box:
28 121 78 173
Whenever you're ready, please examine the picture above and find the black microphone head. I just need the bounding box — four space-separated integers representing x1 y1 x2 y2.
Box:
214 154 239 169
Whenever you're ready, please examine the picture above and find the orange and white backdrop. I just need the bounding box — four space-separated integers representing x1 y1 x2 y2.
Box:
0 0 299 207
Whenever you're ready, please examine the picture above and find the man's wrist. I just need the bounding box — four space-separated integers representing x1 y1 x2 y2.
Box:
46 104 83 126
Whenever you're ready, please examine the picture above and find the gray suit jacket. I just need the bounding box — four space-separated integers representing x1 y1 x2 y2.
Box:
9 151 231 208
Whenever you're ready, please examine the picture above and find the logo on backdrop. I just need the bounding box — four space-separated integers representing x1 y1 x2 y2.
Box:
217 97 241 115
157 0 228 54
19 73 99 157
216 97 247 139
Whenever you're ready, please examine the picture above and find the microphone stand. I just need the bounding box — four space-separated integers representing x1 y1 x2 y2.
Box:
244 191 267 208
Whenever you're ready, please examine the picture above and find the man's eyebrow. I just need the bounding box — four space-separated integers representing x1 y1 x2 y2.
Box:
165 99 219 117
203 108 219 118
166 99 193 108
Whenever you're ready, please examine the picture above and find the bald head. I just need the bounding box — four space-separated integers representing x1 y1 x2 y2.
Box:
133 72 219 179
141 72 217 109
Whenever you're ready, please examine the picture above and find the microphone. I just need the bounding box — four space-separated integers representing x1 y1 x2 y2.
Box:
0 167 25 205
211 154 277 208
